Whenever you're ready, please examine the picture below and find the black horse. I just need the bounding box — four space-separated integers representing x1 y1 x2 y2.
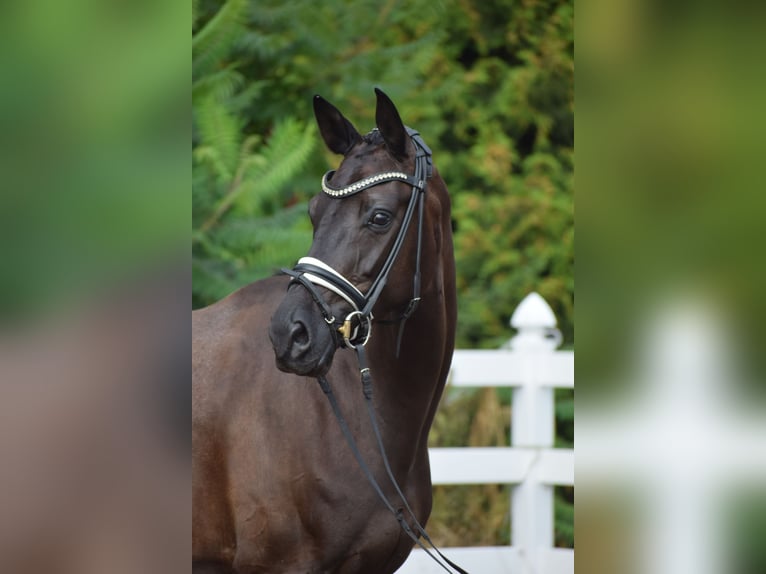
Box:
193 89 456 573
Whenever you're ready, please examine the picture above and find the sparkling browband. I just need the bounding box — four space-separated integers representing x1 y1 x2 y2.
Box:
321 170 419 198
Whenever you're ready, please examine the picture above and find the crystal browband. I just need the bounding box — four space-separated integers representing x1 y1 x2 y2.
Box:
321 170 421 198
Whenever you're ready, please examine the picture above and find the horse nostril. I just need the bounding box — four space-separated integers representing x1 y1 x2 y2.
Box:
291 321 310 347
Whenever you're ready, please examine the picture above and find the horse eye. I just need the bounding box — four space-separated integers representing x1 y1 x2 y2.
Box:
369 211 392 227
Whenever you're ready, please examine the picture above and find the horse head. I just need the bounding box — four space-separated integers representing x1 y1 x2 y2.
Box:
269 88 450 378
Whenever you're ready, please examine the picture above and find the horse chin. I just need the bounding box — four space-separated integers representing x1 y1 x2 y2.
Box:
274 348 334 378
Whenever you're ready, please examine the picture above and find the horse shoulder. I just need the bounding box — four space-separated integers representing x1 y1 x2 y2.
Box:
192 275 289 567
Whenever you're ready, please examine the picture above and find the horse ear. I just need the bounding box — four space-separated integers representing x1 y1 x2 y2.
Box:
374 88 408 161
313 95 362 155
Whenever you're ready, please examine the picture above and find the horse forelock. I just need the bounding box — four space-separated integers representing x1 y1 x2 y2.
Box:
362 129 383 145
346 128 417 165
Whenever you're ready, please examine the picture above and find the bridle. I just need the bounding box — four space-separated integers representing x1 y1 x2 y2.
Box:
282 126 431 351
280 129 469 574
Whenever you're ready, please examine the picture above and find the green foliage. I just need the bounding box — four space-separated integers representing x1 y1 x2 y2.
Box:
555 487 575 547
192 0 573 549
192 0 248 79
726 492 766 574
193 0 317 305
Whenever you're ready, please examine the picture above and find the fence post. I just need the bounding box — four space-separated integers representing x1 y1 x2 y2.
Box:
508 292 561 571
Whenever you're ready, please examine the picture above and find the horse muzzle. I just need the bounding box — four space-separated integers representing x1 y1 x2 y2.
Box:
269 296 336 377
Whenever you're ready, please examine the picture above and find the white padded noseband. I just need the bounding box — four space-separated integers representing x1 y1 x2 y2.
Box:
294 257 365 312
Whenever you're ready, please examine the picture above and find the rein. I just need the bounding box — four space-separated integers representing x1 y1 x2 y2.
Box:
282 130 469 574
318 347 468 574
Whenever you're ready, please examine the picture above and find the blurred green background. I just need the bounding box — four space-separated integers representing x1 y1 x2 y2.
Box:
192 0 574 549
576 2 766 573
0 0 188 322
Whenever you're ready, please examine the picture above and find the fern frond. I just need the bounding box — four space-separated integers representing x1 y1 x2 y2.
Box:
193 159 225 227
192 0 248 77
235 118 316 216
211 203 310 253
237 30 284 60
192 63 245 103
194 94 241 181
251 232 312 272
193 145 232 184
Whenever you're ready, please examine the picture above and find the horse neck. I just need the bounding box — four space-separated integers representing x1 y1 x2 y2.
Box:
366 252 456 456
357 174 456 459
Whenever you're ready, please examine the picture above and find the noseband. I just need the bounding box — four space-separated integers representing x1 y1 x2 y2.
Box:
282 127 432 350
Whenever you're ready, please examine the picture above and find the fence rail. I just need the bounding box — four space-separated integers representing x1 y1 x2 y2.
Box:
397 292 574 574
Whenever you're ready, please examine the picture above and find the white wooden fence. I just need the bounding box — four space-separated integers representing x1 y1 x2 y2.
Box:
397 292 574 574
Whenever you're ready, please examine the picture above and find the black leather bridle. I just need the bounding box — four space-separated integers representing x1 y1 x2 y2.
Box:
281 129 469 574
282 127 431 352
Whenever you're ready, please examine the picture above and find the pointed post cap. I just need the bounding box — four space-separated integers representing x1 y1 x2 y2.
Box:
511 292 557 329
508 292 562 351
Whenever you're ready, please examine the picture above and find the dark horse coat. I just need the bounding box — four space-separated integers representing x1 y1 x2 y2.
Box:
193 90 456 574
